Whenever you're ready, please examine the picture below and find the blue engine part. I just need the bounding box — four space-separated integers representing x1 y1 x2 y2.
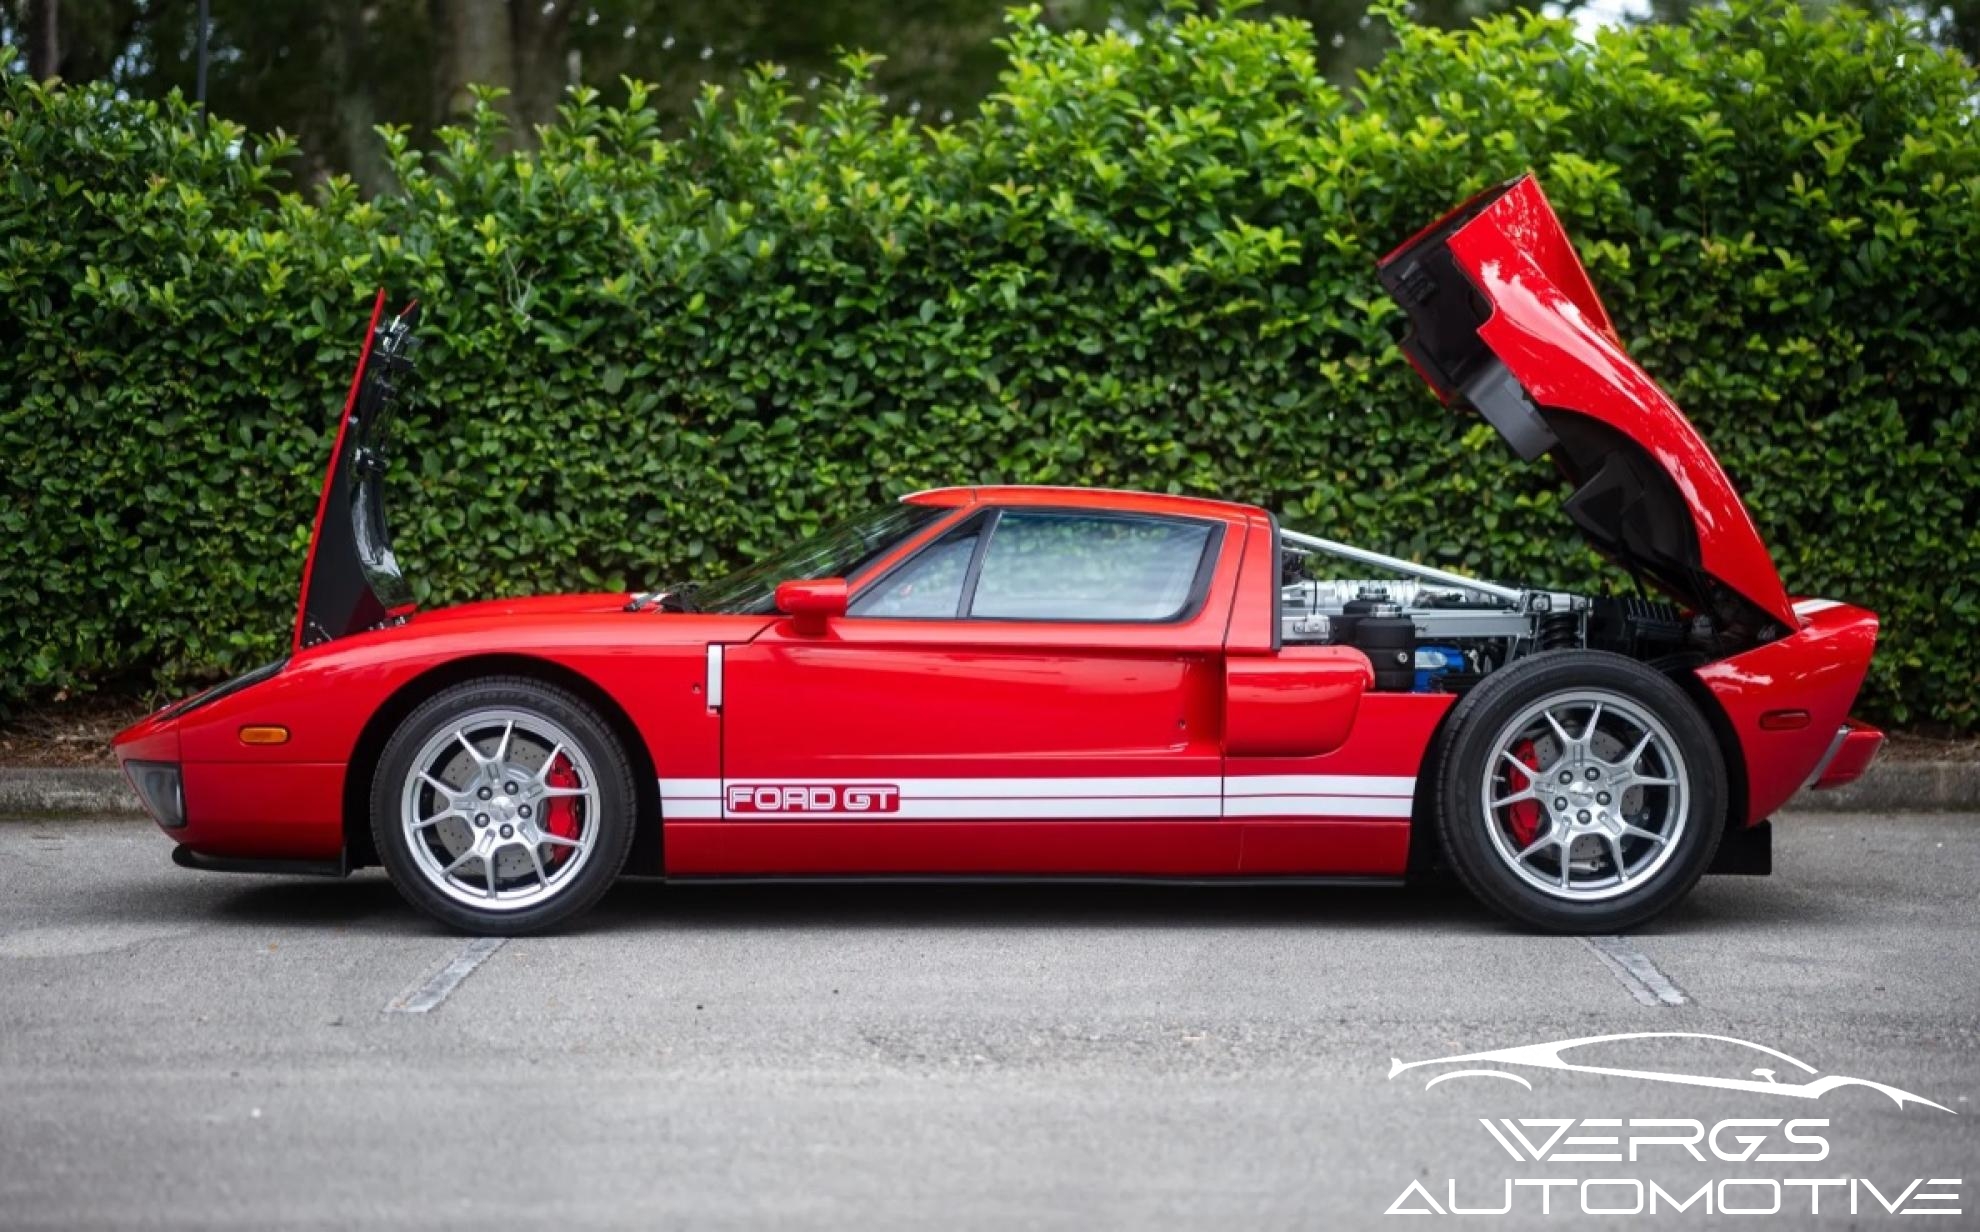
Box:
1413 644 1466 692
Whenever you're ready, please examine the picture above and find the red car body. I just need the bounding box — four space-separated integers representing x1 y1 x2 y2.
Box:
114 175 1882 896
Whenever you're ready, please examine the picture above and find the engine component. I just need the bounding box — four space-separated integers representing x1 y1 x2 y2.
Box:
1274 533 1745 704
1288 613 1331 640
1332 586 1392 648
1352 602 1417 691
1587 597 1689 659
1414 644 1467 692
1537 610 1580 650
1419 591 1506 610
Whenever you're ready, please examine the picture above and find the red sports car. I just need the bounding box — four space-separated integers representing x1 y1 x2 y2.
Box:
114 175 1883 934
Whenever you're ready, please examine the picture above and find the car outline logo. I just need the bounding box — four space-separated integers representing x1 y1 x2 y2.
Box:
1388 1031 1954 1114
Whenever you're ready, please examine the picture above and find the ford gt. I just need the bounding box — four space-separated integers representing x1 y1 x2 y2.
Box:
113 175 1884 934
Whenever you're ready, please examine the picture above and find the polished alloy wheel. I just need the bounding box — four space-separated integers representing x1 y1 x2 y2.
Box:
1478 688 1689 903
398 707 601 911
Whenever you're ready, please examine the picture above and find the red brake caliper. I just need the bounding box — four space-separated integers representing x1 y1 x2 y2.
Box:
543 754 581 867
1506 738 1542 847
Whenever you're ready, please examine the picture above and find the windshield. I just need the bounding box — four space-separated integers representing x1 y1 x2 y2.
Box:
693 504 946 614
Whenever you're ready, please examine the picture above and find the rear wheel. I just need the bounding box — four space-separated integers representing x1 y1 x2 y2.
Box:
370 677 636 934
1434 651 1724 933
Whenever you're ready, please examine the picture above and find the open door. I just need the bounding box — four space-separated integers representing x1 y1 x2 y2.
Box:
293 291 420 650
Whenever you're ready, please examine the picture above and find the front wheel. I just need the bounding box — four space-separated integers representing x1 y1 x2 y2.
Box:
370 677 637 935
1433 651 1725 933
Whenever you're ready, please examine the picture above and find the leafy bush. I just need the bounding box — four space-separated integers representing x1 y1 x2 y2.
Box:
2 1 1976 729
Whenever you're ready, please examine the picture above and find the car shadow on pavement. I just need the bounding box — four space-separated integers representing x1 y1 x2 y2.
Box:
148 871 1514 936
169 872 411 934
134 864 1838 938
1636 879 1848 933
579 877 1509 935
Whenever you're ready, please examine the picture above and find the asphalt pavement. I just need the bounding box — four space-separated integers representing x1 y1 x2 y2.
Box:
2 812 1977 1229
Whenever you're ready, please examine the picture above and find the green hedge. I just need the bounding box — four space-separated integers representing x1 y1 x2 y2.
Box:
3 2 1977 729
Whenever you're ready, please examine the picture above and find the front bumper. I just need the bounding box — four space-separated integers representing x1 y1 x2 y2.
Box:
113 662 346 862
171 844 346 878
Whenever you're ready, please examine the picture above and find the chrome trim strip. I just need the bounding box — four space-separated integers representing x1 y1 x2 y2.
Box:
706 644 724 711
1803 724 1851 790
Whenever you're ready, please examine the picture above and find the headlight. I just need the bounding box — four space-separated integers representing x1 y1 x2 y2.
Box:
125 761 185 829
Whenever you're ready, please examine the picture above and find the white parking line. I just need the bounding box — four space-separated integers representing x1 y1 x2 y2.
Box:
383 938 508 1014
1581 935 1691 1007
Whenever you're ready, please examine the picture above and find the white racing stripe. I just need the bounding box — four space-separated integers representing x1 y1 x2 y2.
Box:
662 778 721 799
721 796 1224 820
1225 774 1415 818
661 774 1415 820
661 799 724 818
1224 774 1415 798
1224 795 1413 819
707 776 1222 799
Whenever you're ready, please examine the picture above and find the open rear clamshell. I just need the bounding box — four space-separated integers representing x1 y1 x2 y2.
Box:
294 291 421 649
1378 176 1796 638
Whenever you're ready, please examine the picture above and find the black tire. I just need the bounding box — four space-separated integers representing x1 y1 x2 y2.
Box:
370 676 637 935
1433 650 1725 933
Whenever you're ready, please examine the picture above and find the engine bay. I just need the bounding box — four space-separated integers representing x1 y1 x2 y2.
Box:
1278 531 1710 693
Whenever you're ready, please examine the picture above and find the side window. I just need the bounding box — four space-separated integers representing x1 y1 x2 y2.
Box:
848 521 982 618
969 513 1214 622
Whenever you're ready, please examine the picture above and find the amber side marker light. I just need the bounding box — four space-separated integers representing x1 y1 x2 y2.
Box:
238 725 291 746
1758 710 1811 731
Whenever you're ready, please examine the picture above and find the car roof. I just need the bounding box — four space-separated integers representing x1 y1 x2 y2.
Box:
903 485 1263 522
